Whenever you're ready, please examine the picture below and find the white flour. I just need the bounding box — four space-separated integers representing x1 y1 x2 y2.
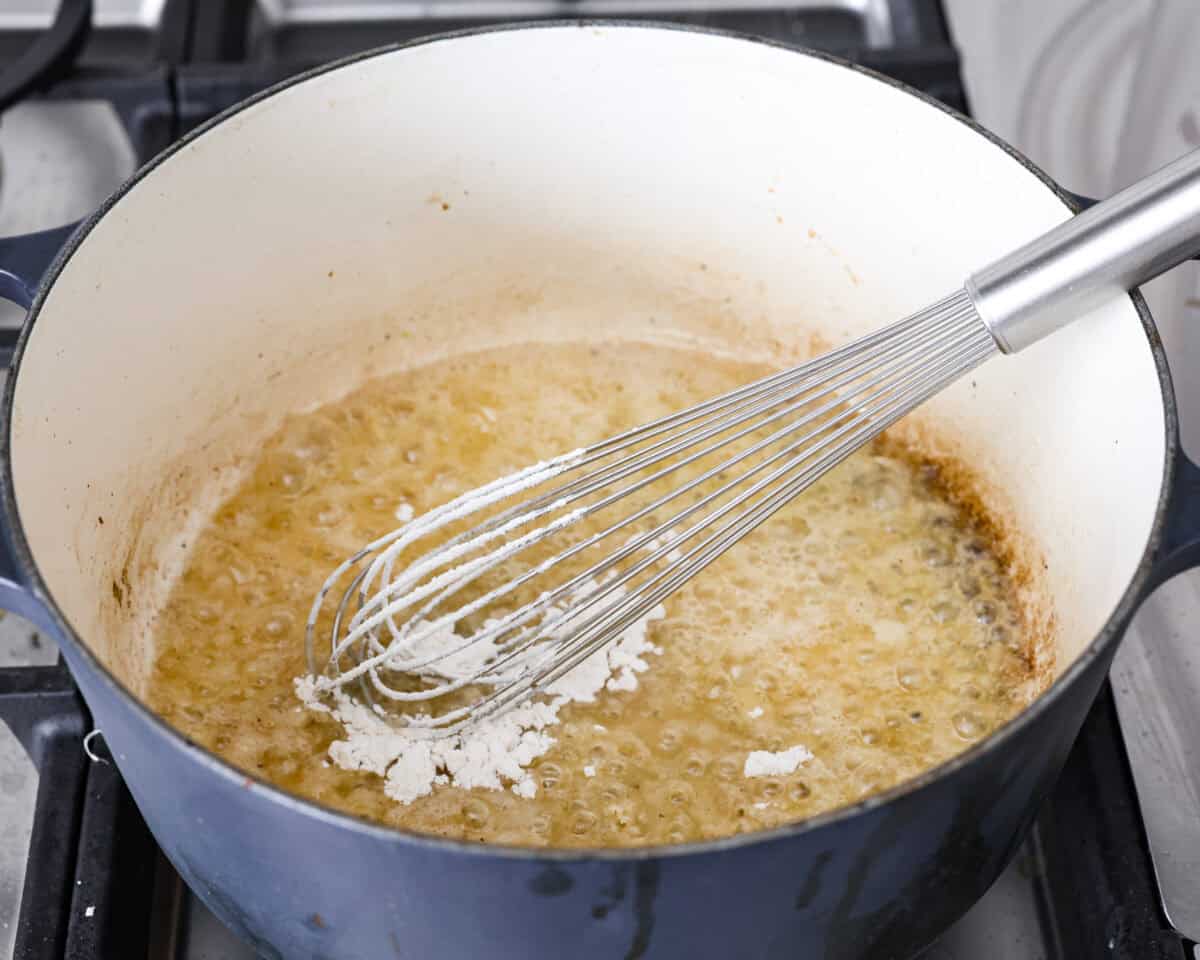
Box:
296 595 665 804
743 744 813 778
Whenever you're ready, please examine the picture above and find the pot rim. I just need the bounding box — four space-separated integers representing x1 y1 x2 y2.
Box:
0 19 1176 863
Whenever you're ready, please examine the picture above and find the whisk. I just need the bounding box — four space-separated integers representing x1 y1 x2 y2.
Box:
306 147 1200 736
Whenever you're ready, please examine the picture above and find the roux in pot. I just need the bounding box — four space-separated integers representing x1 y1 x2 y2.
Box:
147 341 1048 847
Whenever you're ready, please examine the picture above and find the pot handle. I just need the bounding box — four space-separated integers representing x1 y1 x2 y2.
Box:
0 222 79 631
0 221 79 364
0 533 54 634
1143 449 1200 598
0 222 78 309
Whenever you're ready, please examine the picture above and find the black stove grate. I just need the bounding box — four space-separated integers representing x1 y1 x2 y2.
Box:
1037 689 1188 959
5 1 969 163
0 663 160 960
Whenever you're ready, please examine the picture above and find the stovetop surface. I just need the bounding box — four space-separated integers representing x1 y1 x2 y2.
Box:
0 2 1192 958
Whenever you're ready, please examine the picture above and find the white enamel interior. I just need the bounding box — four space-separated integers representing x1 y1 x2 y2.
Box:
9 25 1164 700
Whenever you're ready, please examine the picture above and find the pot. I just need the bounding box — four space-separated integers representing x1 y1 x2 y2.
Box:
0 23 1197 960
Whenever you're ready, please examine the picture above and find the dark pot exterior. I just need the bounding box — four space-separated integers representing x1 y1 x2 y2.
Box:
55 617 1116 960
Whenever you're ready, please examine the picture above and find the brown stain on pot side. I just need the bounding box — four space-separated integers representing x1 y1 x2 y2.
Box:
883 422 1057 685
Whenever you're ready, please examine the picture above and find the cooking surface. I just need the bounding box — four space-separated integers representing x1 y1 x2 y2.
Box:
0 1 1192 957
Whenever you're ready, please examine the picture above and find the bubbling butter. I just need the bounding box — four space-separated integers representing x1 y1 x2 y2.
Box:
147 340 1045 848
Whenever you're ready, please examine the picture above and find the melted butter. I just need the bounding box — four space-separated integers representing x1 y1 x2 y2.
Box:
147 341 1046 848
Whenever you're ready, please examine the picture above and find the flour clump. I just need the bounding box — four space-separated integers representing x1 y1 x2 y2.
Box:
743 744 813 778
296 588 665 804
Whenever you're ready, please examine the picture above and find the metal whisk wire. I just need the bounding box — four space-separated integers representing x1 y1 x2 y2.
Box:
305 290 997 734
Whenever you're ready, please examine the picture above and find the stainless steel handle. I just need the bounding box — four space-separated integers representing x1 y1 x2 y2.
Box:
966 147 1200 353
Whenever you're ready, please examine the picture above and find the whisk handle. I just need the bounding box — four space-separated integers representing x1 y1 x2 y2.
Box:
967 147 1200 353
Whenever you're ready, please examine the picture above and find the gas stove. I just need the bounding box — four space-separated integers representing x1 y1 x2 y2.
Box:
0 3 1192 958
